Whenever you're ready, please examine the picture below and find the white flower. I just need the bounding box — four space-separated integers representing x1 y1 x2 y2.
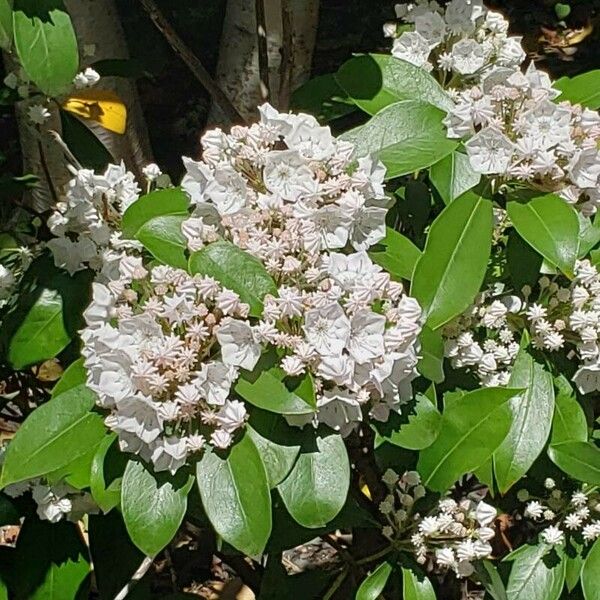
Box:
392 32 432 69
347 310 386 363
303 302 351 356
263 150 315 201
216 400 247 432
28 104 51 125
317 388 362 435
419 516 440 536
465 127 514 174
216 318 261 371
475 501 497 526
435 547 457 568
450 39 486 75
73 67 100 89
142 163 162 181
525 500 544 520
541 525 565 546
565 513 583 530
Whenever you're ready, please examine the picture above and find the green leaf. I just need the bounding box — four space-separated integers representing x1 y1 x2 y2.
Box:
13 0 78 97
189 240 278 318
90 433 127 512
291 73 355 123
356 561 392 600
417 326 445 383
411 191 493 330
475 560 508 600
341 100 458 179
375 392 442 450
235 352 316 414
578 214 600 258
60 111 113 171
507 229 543 293
581 537 600 600
12 518 90 600
122 188 190 239
368 226 421 281
51 357 85 397
336 54 453 115
89 511 151 600
121 459 193 557
548 441 600 485
429 150 481 205
493 349 554 493
417 387 518 492
278 433 350 528
554 70 600 109
136 214 188 270
506 543 565 600
0 385 105 487
507 195 579 277
196 432 271 556
46 440 99 489
0 0 13 50
8 287 71 369
402 567 436 600
247 409 302 489
551 376 588 444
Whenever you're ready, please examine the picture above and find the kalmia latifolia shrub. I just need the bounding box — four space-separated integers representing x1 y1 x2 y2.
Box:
2 0 600 598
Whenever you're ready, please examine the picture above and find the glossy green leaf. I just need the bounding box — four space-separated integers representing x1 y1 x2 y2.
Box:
336 53 453 115
247 410 302 488
494 349 554 493
429 150 480 205
578 214 600 258
356 561 392 600
46 439 100 490
417 326 445 383
13 0 78 97
551 376 588 444
506 543 565 600
0 385 105 487
581 537 600 600
12 518 90 600
136 214 188 270
368 226 421 281
418 387 518 492
122 188 190 239
121 459 193 557
0 0 13 50
278 433 350 528
565 546 583 593
507 195 579 277
189 240 277 318
402 567 436 600
51 357 85 397
8 287 71 369
291 73 355 122
90 433 127 512
197 432 271 556
375 392 442 450
507 229 543 292
235 354 315 415
89 511 151 600
548 441 600 485
554 70 600 109
411 191 493 329
341 100 458 179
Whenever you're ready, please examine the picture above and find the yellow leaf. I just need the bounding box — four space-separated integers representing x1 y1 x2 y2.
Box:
62 89 127 134
34 358 63 382
360 479 372 500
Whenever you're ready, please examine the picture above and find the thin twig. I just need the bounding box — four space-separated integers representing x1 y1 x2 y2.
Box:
278 0 293 111
137 0 245 124
113 556 154 600
255 0 270 101
322 566 348 600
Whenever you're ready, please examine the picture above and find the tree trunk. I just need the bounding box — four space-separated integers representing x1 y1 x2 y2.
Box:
211 0 320 124
5 0 153 212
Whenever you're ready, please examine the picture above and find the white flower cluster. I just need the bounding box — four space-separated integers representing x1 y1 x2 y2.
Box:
179 104 422 435
384 0 525 86
443 288 522 386
263 251 422 435
379 470 496 578
4 478 97 524
180 102 389 267
82 259 261 474
445 64 600 215
522 483 600 546
525 262 600 394
47 163 141 276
